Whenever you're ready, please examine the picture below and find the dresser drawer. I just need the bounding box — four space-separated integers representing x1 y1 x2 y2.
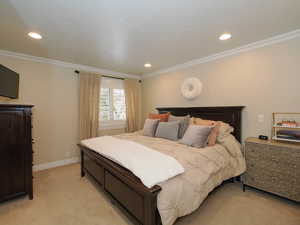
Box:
269 145 300 164
246 142 300 168
246 162 298 182
245 142 271 159
244 171 300 201
246 156 299 177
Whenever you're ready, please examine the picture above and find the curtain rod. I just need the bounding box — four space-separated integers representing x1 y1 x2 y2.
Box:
74 70 141 82
74 70 124 80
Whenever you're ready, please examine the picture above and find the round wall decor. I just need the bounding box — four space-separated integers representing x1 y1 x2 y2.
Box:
180 77 203 100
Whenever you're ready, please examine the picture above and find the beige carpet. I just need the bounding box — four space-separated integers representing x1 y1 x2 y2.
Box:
0 163 299 225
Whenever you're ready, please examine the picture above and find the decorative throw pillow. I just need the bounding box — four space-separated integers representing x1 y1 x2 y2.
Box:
149 113 170 122
168 115 190 138
207 122 221 146
179 125 213 148
190 117 233 146
217 122 234 143
155 121 180 141
143 119 159 137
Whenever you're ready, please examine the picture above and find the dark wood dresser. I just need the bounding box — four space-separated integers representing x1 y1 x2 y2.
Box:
0 104 34 202
244 137 300 202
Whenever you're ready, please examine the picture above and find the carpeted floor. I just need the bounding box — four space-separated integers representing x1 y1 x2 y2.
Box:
0 163 299 225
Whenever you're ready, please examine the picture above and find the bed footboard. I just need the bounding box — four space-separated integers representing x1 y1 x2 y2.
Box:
80 146 162 225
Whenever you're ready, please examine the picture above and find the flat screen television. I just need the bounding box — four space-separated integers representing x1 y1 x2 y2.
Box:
0 64 19 99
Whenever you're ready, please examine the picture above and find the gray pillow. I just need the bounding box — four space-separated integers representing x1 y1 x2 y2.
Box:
179 125 213 148
155 121 180 141
168 114 190 138
143 119 159 137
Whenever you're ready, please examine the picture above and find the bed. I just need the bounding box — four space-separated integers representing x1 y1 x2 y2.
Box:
79 106 245 225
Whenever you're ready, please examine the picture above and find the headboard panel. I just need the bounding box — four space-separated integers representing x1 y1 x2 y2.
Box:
156 106 244 142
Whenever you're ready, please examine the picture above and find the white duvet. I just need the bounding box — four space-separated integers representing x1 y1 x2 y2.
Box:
80 136 184 188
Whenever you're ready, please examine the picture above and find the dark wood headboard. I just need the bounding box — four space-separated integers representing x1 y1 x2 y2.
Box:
157 106 244 142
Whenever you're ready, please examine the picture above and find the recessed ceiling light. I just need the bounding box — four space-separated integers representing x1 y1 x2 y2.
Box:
28 32 42 39
144 63 152 68
219 33 231 41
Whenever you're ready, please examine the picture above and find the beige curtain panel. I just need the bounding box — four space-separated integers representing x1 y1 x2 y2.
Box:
79 72 101 140
124 79 141 132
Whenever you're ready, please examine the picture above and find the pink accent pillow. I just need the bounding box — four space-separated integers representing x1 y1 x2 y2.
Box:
207 122 221 146
190 118 221 146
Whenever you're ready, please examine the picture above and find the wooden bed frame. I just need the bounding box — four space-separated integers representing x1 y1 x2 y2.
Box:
79 106 244 225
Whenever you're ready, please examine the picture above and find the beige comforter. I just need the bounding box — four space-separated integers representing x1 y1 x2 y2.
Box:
115 133 246 225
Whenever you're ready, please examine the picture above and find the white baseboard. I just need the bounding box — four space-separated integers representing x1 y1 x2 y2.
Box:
33 157 80 172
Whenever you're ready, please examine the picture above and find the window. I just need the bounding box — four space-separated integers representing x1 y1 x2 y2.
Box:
112 89 126 120
99 77 126 129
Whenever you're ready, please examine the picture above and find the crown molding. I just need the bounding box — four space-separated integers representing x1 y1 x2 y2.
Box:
0 49 140 79
143 29 300 79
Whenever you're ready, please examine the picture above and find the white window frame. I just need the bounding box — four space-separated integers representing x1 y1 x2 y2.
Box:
99 78 126 130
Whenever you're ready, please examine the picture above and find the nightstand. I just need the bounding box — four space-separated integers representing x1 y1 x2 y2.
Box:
243 137 300 202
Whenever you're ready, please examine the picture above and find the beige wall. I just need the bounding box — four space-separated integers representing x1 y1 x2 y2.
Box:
142 37 300 141
0 54 128 165
0 55 80 165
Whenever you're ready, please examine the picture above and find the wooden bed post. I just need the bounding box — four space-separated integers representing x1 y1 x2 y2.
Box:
80 149 85 177
144 191 161 225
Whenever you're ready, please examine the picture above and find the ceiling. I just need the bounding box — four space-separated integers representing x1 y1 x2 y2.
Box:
0 0 300 75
